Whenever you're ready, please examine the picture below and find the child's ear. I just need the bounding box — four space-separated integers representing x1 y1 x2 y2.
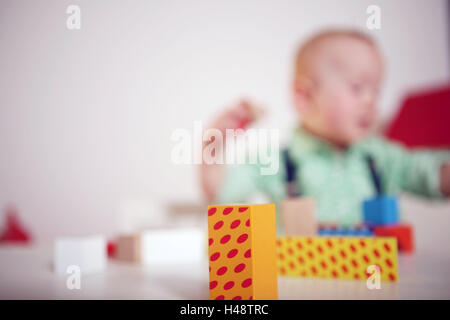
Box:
292 77 314 113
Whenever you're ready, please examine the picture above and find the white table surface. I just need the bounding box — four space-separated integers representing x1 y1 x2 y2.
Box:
1 195 450 300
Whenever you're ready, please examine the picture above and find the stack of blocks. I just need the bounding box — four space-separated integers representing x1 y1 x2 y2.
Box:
363 195 414 253
277 192 400 281
207 204 278 300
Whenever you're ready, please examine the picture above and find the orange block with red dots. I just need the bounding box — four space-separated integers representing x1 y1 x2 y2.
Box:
276 236 398 282
208 204 278 300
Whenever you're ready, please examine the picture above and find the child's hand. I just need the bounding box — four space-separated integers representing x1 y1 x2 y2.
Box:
440 162 450 196
200 99 264 202
208 99 264 135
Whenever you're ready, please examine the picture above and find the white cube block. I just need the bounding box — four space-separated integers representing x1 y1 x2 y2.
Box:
54 235 106 275
141 228 204 265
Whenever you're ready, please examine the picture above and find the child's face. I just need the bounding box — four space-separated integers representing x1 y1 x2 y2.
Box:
296 37 383 146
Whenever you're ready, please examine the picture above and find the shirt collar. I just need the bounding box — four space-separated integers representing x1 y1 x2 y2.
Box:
287 126 364 161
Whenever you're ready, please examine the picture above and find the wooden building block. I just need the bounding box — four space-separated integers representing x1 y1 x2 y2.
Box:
281 197 316 236
318 224 374 236
114 228 205 265
276 236 398 282
54 235 106 275
208 204 278 300
363 195 399 226
374 224 414 253
141 228 204 265
116 234 141 263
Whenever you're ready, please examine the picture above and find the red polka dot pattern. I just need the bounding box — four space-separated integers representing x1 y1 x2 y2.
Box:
214 221 224 230
227 249 238 258
224 281 234 290
220 235 231 244
241 278 252 288
234 263 246 273
208 206 254 300
230 220 241 229
210 252 220 261
208 208 217 216
237 233 248 243
276 236 398 282
217 266 227 276
223 207 233 215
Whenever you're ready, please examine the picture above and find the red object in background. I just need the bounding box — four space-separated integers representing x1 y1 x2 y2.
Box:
385 85 450 148
107 240 117 258
374 224 414 253
235 100 264 130
236 118 251 130
0 207 32 244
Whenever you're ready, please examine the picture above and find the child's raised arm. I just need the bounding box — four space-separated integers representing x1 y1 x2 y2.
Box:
362 137 450 199
199 100 264 202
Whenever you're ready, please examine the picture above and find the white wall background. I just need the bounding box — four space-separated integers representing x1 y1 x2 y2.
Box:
0 0 449 241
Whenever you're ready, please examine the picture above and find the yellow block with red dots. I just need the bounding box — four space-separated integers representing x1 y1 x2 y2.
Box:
276 236 398 282
208 204 278 300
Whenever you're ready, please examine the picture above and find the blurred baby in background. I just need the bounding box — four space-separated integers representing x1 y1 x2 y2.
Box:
200 29 450 233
